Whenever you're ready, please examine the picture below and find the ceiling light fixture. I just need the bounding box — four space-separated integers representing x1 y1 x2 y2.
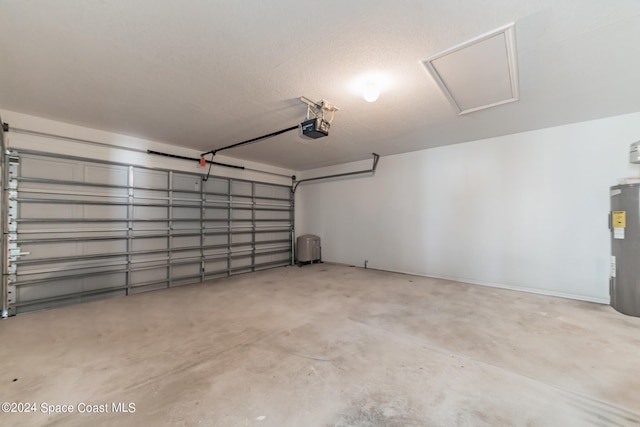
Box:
363 83 380 102
350 71 394 103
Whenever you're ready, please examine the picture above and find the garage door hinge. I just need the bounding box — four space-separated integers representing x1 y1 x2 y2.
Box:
8 246 29 260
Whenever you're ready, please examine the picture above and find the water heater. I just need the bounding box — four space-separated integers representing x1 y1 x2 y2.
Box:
610 184 640 317
630 141 640 164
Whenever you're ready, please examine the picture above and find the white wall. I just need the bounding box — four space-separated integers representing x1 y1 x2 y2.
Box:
296 112 640 303
0 110 294 185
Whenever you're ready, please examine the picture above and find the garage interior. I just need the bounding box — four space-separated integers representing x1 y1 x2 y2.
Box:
1 1 640 426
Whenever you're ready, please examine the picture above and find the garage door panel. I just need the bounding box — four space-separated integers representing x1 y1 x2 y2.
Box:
173 194 201 207
172 220 200 231
255 252 290 264
129 282 168 294
134 189 169 201
232 234 252 245
230 256 252 268
173 207 200 219
133 205 168 220
80 240 127 255
256 231 289 242
20 156 78 181
18 239 127 261
130 268 168 286
203 250 228 261
4 151 293 315
16 233 127 245
256 210 290 221
173 236 200 249
21 194 129 206
204 208 228 220
20 183 128 199
131 252 168 264
15 289 126 314
16 273 126 302
203 178 228 194
83 164 129 186
133 169 167 188
79 205 127 219
21 155 129 187
82 272 128 291
255 200 291 210
205 193 228 202
173 174 201 192
204 259 227 272
204 234 228 246
172 250 201 262
16 262 126 279
255 184 290 200
231 181 251 196
19 203 77 219
172 263 200 279
16 217 128 229
131 237 168 251
231 210 252 221
136 220 169 232
16 262 126 281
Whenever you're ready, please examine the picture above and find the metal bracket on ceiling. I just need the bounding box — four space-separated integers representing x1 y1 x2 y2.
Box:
291 152 380 193
299 97 339 123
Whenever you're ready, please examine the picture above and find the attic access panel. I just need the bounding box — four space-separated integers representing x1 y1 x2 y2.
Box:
422 24 519 115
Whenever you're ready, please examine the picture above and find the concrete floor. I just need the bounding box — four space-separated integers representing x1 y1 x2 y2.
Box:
1 264 639 427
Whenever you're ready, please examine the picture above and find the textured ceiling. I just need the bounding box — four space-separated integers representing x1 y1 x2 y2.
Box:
1 0 639 170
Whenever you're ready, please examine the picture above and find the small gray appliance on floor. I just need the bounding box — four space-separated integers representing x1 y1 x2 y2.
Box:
296 234 322 266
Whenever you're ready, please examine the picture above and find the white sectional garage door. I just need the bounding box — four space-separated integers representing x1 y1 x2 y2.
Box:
3 150 293 315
